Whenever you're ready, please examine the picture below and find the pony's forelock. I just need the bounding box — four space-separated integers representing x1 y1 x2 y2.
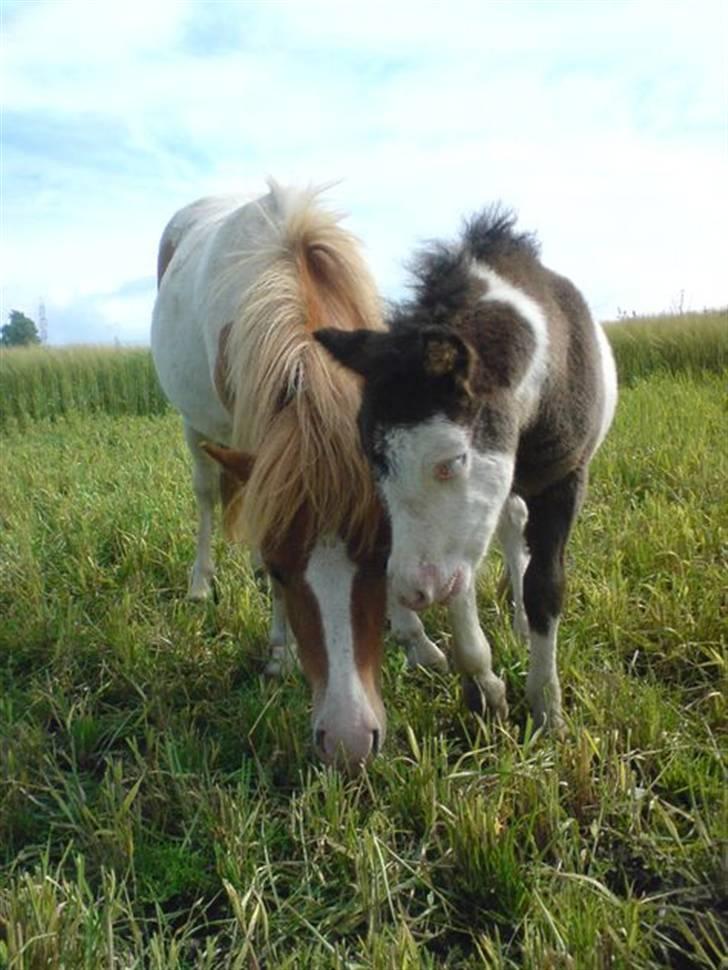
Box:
222 185 384 554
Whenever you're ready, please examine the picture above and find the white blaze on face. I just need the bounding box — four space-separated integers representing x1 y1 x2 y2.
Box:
379 416 515 609
304 536 385 766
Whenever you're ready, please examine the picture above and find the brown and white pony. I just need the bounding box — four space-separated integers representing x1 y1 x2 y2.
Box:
151 182 395 769
316 206 618 732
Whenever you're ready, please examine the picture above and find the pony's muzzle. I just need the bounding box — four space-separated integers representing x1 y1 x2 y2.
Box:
313 718 384 770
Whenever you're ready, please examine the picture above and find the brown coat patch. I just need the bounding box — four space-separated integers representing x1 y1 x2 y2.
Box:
262 510 329 690
350 517 389 686
214 322 234 412
461 299 537 393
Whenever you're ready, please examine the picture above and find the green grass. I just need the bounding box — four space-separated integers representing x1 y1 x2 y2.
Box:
0 344 168 431
0 321 726 968
1 308 725 433
604 309 728 385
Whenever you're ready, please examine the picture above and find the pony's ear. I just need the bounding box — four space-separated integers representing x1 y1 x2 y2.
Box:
314 328 388 380
201 442 255 483
421 329 475 399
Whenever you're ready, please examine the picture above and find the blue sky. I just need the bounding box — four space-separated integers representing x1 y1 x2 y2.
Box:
1 0 726 344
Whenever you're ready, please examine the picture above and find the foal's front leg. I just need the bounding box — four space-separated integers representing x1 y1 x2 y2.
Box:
388 600 448 672
449 582 508 720
523 467 587 732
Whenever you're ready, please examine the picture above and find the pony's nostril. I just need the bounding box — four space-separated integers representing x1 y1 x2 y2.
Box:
371 729 380 757
315 729 326 752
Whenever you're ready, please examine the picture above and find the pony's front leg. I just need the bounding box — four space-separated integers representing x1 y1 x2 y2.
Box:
184 422 220 601
388 600 448 672
264 577 296 677
448 582 508 720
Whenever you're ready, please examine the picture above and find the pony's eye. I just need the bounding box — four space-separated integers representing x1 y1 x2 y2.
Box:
268 566 286 586
434 453 467 481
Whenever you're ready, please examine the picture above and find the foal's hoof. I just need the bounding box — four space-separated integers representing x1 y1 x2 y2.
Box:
527 683 565 737
461 675 509 721
531 708 567 739
406 639 449 673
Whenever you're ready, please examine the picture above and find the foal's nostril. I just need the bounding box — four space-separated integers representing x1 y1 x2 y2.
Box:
401 588 428 611
371 729 380 757
315 728 326 753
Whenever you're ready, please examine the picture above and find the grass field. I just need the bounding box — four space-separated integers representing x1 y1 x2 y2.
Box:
1 314 726 968
0 345 168 432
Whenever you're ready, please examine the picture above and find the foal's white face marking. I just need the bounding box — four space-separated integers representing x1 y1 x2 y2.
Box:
379 417 514 610
304 536 384 766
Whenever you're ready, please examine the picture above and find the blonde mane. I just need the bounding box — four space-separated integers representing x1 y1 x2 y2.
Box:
222 183 385 553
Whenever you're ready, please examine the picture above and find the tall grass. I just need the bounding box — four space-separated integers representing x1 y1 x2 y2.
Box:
0 345 168 431
604 308 728 385
0 310 726 434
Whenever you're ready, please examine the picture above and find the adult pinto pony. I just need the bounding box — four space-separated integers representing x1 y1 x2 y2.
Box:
317 206 618 732
151 182 391 769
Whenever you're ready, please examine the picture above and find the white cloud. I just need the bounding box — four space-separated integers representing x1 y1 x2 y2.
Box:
1 0 726 343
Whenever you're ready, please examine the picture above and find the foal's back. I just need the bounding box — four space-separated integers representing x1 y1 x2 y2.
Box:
462 225 616 493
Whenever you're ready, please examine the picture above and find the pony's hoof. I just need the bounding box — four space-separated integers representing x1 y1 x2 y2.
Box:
188 567 216 601
187 582 214 601
461 675 508 721
264 643 295 677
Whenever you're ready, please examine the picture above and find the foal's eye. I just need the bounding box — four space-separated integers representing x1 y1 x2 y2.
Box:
434 453 467 481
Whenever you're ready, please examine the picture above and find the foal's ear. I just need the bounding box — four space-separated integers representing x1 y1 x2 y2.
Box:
421 329 475 399
314 328 388 380
201 442 255 483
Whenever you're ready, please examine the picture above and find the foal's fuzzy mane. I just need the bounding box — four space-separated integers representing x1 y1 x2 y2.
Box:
463 204 540 263
223 181 384 553
396 204 541 324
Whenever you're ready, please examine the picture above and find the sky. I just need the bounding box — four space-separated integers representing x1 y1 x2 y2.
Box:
1 0 727 345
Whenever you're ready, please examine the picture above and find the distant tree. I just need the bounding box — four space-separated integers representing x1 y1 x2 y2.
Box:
1 310 40 347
